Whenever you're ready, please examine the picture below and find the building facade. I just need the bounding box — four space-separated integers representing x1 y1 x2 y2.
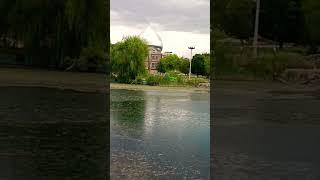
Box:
140 26 165 74
145 45 163 74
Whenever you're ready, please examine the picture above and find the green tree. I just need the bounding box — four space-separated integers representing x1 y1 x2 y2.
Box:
111 36 149 83
0 0 108 69
260 0 305 48
215 0 254 45
303 0 320 53
179 58 190 75
191 53 210 76
204 55 210 77
157 54 181 73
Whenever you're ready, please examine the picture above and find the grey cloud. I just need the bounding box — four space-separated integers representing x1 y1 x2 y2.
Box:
111 0 210 34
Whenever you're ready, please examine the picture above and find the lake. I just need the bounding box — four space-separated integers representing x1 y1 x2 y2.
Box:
0 86 108 180
213 81 320 179
110 89 210 179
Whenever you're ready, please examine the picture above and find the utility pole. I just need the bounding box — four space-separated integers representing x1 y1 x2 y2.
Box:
253 0 260 58
188 47 195 79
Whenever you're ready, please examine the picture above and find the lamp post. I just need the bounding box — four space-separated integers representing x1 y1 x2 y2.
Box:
253 0 261 58
188 47 195 79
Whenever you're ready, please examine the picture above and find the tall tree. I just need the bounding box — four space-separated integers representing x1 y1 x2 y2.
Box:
111 36 149 83
191 53 210 76
179 58 190 75
157 54 181 73
0 0 108 69
260 0 305 48
303 0 320 53
214 0 255 45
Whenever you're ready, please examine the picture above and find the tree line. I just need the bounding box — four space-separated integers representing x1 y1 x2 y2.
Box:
213 0 320 53
0 0 108 72
157 53 210 77
111 36 210 84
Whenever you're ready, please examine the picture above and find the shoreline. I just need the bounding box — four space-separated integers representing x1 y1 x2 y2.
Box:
0 67 107 93
110 83 210 93
0 67 210 93
2 67 318 94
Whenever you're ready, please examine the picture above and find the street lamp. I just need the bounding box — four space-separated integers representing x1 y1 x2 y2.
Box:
253 0 261 58
188 47 195 79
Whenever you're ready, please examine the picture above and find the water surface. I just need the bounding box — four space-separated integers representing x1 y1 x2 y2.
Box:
0 86 108 180
213 82 320 179
111 89 210 179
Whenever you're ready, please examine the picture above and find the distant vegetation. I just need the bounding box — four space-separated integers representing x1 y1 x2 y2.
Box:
110 36 210 87
212 0 320 81
0 0 108 72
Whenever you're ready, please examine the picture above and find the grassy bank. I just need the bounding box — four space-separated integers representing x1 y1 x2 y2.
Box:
0 67 107 93
214 42 320 82
110 83 209 93
0 67 209 93
113 71 210 87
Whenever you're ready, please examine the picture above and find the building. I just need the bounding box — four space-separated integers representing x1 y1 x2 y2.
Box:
140 26 165 74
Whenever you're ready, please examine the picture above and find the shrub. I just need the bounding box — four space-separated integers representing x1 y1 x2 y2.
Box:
179 58 190 75
146 75 162 86
186 77 208 87
77 46 107 72
133 74 146 85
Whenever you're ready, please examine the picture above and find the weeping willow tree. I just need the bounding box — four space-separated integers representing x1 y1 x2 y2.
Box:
0 0 108 71
111 36 149 83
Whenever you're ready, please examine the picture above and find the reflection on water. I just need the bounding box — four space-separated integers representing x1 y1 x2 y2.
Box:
213 85 320 179
111 89 210 179
0 87 108 180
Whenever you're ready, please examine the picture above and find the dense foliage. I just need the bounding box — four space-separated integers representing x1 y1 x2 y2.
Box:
0 0 108 71
157 54 204 75
191 53 210 76
213 0 320 51
303 0 320 52
133 71 208 87
111 36 149 83
179 58 190 75
157 54 181 73
212 0 320 81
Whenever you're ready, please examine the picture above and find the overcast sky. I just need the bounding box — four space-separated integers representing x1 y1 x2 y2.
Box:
110 0 210 58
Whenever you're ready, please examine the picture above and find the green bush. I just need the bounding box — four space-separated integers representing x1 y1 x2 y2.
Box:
164 71 186 84
133 71 209 87
264 52 312 75
133 74 146 85
214 40 315 80
146 75 163 86
77 46 107 72
186 77 208 87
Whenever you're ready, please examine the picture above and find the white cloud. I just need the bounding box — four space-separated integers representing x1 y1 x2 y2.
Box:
111 25 210 57
110 0 209 33
160 31 210 58
110 0 210 57
157 0 209 9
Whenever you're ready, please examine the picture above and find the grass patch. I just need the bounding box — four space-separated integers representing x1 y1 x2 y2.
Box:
131 71 209 87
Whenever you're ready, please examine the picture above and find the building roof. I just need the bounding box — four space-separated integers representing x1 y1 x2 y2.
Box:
139 26 163 50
